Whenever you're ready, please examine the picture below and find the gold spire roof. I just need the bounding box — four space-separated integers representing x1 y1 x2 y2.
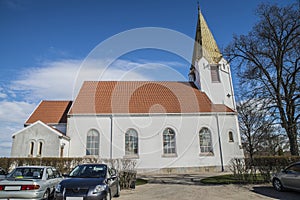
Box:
191 11 222 65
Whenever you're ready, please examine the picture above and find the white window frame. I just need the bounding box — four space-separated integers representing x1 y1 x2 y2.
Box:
163 128 177 156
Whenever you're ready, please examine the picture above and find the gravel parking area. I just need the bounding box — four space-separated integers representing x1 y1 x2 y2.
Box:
117 183 300 200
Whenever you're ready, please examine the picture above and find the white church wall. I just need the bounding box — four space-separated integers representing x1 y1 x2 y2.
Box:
67 116 111 158
217 114 244 166
68 113 243 172
112 114 234 171
11 122 64 157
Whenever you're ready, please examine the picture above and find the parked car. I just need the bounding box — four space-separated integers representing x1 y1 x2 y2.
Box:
0 167 7 180
0 166 62 199
272 161 300 192
55 163 120 200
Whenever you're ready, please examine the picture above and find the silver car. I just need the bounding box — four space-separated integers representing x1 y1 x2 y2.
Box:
0 166 62 199
272 161 300 192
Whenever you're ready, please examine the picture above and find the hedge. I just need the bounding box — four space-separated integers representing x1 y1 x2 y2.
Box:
0 157 137 189
246 156 300 171
229 156 300 183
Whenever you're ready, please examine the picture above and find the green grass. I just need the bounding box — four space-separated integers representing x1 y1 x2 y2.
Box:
200 174 267 185
135 178 148 186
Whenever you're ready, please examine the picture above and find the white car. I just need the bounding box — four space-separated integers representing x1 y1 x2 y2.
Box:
0 166 62 199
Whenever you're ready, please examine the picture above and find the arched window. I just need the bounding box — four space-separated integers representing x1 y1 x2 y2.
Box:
125 129 138 156
29 141 34 156
199 128 213 154
38 142 43 156
228 131 234 142
86 129 99 156
163 128 176 155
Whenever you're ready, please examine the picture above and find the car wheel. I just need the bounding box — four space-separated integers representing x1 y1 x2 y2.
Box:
42 189 50 200
273 178 284 192
114 183 120 197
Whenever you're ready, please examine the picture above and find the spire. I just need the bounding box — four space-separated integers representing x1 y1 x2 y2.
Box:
191 8 222 67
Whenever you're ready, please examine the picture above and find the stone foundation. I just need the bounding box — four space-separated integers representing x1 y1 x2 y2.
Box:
137 165 227 174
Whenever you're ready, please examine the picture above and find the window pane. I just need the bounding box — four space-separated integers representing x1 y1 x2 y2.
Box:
199 128 213 154
229 131 234 142
86 129 99 156
210 65 220 82
125 129 138 156
163 128 176 154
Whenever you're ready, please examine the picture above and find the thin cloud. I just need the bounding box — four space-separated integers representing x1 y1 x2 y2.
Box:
9 58 187 101
0 0 30 10
0 100 36 157
0 101 36 123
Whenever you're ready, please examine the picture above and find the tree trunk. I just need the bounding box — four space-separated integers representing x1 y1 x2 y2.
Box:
286 125 299 156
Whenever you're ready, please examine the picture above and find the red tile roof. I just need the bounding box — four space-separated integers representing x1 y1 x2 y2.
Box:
26 101 72 124
69 81 233 114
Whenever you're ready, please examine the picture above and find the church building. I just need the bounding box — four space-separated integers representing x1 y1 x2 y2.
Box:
11 10 244 173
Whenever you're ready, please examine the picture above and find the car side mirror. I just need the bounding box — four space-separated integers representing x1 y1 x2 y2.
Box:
62 173 69 178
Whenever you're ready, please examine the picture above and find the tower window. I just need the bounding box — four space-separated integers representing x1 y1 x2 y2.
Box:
210 65 220 82
229 131 234 142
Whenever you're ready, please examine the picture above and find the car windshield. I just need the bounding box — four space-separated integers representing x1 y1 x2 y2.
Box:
7 167 44 180
69 165 107 178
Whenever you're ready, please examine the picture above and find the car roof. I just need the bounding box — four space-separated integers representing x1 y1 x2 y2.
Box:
15 166 51 169
80 163 107 165
78 163 108 167
292 161 300 165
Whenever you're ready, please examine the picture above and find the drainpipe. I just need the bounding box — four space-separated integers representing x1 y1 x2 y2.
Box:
110 115 113 159
228 65 236 110
216 114 224 172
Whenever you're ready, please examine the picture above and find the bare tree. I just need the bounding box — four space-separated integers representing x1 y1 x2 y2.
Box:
237 99 278 163
226 3 300 155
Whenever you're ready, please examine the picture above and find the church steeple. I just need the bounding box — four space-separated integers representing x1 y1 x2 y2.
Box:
189 7 236 110
190 8 222 69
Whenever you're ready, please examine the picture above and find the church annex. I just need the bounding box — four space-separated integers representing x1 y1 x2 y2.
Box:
11 11 244 173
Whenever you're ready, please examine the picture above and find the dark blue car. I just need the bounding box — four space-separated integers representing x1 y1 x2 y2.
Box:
54 164 120 200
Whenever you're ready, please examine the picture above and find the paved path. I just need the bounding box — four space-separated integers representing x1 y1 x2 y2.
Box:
117 173 300 200
118 183 300 200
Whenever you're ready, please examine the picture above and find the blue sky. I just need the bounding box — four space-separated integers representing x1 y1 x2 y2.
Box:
0 0 296 156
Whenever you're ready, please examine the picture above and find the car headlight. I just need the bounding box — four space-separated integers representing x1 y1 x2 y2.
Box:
93 185 106 194
55 184 62 193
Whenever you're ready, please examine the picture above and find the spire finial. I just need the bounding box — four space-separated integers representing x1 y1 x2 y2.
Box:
197 1 201 14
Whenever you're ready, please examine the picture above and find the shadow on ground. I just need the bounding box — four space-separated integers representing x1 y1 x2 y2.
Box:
138 174 211 185
251 186 300 200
